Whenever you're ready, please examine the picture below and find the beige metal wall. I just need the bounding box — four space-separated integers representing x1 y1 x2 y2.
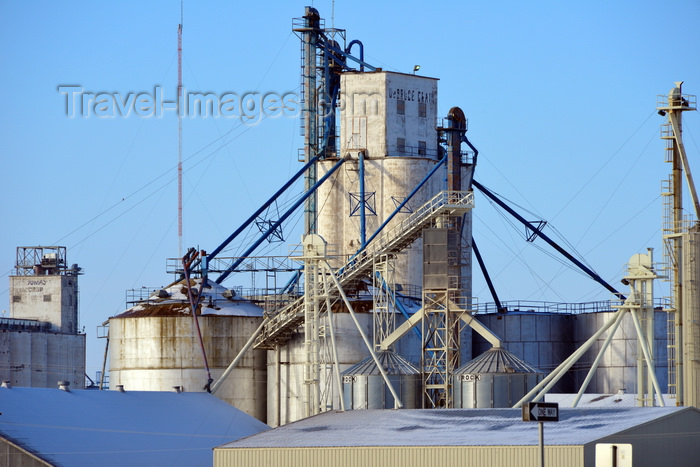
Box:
0 330 85 389
266 311 374 426
214 445 584 467
0 438 52 467
474 310 669 395
109 315 267 421
216 409 700 467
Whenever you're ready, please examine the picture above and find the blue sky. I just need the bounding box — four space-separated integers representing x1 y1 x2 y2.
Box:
1 0 699 377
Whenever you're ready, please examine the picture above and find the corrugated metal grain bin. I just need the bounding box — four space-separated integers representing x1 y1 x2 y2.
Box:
342 350 421 409
453 347 543 408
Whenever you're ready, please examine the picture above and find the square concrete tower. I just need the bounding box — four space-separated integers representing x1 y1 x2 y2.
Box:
9 247 80 334
340 71 438 159
318 71 445 290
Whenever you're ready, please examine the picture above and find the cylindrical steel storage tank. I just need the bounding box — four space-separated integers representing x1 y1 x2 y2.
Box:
474 309 669 395
453 347 543 408
267 297 427 427
474 311 575 392
572 310 668 394
342 350 421 410
108 278 267 422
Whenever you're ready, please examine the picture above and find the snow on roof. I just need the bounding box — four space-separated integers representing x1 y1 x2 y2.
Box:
0 386 269 466
115 277 263 318
544 392 676 408
218 406 690 449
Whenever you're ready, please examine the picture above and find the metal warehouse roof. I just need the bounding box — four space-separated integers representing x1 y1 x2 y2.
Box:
219 406 691 449
0 386 269 466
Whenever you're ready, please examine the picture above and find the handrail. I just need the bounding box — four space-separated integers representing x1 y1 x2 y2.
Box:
254 190 474 348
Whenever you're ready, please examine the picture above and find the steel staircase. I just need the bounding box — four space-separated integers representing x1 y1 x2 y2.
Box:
254 190 474 349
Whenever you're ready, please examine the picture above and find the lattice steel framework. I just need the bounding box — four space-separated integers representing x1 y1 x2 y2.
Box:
421 218 469 408
373 254 397 350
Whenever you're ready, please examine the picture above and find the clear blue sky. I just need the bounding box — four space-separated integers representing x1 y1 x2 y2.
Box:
1 0 699 378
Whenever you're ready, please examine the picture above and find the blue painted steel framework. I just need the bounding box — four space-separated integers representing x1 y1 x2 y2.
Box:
471 179 625 299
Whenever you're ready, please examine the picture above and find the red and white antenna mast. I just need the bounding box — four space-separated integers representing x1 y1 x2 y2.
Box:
177 2 183 257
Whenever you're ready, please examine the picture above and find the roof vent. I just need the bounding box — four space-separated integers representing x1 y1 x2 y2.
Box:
1 381 11 389
157 289 171 299
222 289 236 299
116 385 125 393
58 380 70 392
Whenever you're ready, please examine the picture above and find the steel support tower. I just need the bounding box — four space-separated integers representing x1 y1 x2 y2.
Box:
373 254 397 350
422 109 473 408
657 82 698 405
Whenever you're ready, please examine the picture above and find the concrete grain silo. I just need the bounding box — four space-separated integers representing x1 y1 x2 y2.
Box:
266 67 476 423
108 278 267 421
2 246 85 389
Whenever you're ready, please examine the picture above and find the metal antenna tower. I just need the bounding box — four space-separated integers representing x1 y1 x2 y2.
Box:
177 2 184 257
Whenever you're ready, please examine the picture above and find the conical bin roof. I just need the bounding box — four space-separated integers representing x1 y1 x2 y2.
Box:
342 350 419 376
455 347 543 375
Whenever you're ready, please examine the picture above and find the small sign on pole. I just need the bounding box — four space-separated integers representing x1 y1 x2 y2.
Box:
522 402 559 467
522 402 559 422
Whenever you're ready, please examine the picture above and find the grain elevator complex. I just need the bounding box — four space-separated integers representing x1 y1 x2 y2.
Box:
1 246 85 389
4 8 699 465
92 7 700 433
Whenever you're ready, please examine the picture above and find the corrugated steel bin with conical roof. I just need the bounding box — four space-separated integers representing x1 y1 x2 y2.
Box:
342 350 421 410
453 347 543 408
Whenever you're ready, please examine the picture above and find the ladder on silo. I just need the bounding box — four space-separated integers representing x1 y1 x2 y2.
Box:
254 190 474 349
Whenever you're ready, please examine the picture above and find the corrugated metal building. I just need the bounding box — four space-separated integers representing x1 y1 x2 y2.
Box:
0 385 269 466
214 407 700 467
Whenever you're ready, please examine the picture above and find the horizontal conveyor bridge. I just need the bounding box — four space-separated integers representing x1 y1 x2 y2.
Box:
253 190 474 349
